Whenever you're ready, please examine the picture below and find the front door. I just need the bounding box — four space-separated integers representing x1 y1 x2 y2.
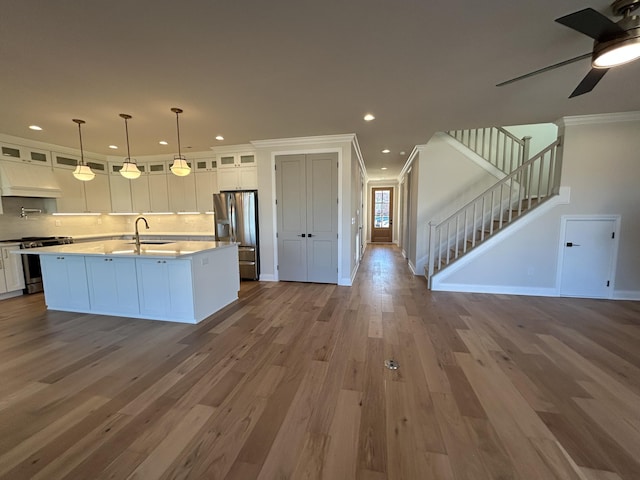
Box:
559 217 618 298
371 187 393 243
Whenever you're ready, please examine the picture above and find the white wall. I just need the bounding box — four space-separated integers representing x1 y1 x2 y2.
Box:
407 135 501 274
252 135 358 285
434 113 640 299
503 123 558 158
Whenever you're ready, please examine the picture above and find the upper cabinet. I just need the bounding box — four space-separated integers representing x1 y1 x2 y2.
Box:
167 160 197 212
217 152 257 191
52 153 110 213
1 141 52 166
195 158 219 212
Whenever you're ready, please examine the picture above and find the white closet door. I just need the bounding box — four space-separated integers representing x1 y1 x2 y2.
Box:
276 153 338 284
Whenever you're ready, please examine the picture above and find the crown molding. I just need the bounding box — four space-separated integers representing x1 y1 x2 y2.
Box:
351 134 367 178
208 143 254 154
557 111 640 127
251 133 355 149
397 143 428 180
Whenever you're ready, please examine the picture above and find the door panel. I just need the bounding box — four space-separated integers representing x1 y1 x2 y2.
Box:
276 153 338 284
277 155 308 282
560 218 617 298
371 187 393 242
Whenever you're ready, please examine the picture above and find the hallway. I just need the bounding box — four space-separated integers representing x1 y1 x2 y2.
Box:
0 244 639 479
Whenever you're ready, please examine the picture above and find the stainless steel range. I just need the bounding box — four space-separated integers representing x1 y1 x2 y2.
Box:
16 236 74 293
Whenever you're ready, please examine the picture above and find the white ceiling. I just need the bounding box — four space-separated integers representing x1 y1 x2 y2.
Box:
1 1 639 180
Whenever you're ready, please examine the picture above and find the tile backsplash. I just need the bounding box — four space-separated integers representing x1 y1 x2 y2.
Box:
0 197 214 240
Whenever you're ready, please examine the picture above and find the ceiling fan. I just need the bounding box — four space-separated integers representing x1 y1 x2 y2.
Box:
497 0 640 97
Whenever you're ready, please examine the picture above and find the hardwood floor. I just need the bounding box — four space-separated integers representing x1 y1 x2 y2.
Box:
0 244 639 479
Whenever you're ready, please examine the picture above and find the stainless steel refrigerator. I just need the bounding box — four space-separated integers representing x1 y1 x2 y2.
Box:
213 190 259 280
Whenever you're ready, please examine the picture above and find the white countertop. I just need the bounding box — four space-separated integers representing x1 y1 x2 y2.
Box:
71 231 216 240
17 240 237 259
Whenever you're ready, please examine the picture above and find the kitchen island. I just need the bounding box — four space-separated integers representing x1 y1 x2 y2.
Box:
20 240 239 324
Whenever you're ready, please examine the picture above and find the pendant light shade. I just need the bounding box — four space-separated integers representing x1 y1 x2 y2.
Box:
119 113 141 179
71 119 95 181
170 107 191 176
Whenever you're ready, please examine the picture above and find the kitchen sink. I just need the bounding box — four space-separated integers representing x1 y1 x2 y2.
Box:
127 241 173 245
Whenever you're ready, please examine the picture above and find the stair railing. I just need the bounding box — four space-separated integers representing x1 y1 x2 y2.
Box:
427 137 562 283
447 127 531 175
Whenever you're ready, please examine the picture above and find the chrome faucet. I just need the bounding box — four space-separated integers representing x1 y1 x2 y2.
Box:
134 216 149 249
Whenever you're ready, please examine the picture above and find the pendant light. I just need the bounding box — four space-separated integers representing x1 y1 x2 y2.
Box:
71 119 95 181
169 107 191 176
119 113 141 179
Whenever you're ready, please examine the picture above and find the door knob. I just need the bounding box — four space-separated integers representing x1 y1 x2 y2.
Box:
308 234 314 238
297 234 306 237
566 242 581 247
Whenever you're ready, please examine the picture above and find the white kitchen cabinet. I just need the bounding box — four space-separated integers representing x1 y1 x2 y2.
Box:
148 162 169 212
52 154 110 213
167 160 197 212
86 256 139 314
131 164 151 213
40 255 89 310
136 258 193 319
0 243 25 294
108 162 133 213
84 165 110 213
195 158 219 212
217 153 257 191
0 142 52 166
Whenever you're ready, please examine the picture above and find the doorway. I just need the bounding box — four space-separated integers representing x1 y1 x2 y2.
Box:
558 216 619 298
371 187 393 243
275 153 339 284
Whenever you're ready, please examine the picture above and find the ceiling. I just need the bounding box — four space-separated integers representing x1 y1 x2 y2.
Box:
1 1 639 181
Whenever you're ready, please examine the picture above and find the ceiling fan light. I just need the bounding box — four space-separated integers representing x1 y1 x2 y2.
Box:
593 32 640 68
170 156 191 176
120 160 141 179
72 164 95 181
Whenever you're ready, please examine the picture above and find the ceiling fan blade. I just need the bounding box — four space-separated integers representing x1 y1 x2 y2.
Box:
569 68 609 97
555 8 626 40
496 53 591 87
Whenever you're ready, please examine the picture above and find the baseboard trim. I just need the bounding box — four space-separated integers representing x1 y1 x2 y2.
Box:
408 261 417 275
433 283 559 297
0 290 24 301
259 274 277 282
613 290 640 301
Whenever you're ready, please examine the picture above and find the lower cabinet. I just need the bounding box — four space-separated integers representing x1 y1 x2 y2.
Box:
136 258 194 319
0 244 25 294
86 257 139 314
40 255 90 310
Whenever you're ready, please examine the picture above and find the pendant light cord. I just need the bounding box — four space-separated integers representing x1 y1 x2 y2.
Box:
77 122 85 165
175 110 182 159
124 117 131 160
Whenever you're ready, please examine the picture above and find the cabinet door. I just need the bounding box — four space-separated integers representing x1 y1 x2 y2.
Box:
239 166 258 190
85 172 111 213
1 246 25 292
217 168 240 191
148 173 169 212
109 164 134 213
86 257 139 313
53 168 86 213
136 259 170 316
41 255 90 310
131 172 151 213
168 167 197 212
218 155 237 169
195 171 218 212
136 258 193 320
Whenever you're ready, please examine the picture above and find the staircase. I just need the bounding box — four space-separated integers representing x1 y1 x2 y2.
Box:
426 127 563 286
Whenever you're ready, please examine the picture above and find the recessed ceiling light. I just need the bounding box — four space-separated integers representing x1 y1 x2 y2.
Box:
381 167 388 170
215 135 224 141
29 125 42 131
400 151 406 155
108 145 118 149
159 140 168 145
363 113 375 122
382 149 390 154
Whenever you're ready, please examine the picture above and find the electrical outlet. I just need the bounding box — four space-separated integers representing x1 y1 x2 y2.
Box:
97 217 102 225
55 219 62 227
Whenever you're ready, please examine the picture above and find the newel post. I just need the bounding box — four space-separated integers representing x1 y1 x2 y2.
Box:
428 222 436 288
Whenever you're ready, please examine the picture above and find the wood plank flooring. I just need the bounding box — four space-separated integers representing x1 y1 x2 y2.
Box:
0 244 639 479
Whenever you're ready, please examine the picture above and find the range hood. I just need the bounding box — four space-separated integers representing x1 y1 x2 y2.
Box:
0 162 62 198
